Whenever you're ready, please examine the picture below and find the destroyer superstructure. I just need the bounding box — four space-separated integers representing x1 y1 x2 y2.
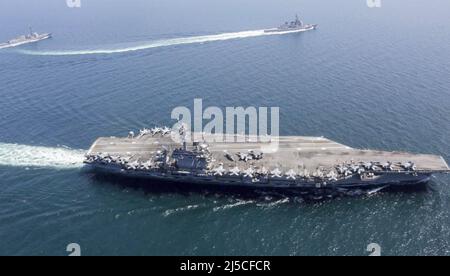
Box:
0 28 51 49
84 127 449 194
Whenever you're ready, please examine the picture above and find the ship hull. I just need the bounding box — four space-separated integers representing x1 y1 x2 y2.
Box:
264 24 317 33
85 163 431 192
0 34 51 49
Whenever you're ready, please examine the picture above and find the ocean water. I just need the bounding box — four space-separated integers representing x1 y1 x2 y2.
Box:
0 0 449 256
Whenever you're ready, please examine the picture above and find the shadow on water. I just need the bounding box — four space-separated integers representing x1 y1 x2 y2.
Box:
82 168 431 203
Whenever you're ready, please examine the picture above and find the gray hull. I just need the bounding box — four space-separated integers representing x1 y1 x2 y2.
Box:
87 162 431 190
0 33 51 49
264 24 317 33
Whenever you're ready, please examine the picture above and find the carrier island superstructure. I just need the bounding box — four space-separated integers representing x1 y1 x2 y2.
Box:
84 127 449 194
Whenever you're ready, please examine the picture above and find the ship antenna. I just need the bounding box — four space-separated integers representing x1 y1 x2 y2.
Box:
29 26 33 35
179 124 187 151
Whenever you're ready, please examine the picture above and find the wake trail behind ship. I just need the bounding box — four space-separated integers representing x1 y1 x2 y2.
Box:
0 143 85 169
19 29 309 56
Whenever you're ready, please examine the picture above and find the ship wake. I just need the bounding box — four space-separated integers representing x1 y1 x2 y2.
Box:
0 143 85 169
19 28 310 56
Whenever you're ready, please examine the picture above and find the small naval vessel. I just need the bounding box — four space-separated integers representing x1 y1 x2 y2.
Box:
264 15 317 33
84 127 449 196
0 28 51 49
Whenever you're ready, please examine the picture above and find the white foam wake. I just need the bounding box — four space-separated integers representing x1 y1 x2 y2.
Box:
19 28 309 56
257 197 290 208
213 200 255 212
0 143 85 169
163 204 201 217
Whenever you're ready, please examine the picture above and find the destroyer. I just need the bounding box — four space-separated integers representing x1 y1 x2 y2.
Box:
264 15 317 33
84 127 449 194
0 28 51 49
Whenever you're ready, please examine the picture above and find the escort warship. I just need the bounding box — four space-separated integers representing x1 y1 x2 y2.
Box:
0 28 51 49
264 15 317 33
84 127 449 194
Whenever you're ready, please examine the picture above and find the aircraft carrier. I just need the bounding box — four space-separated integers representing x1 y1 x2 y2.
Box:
84 127 449 195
